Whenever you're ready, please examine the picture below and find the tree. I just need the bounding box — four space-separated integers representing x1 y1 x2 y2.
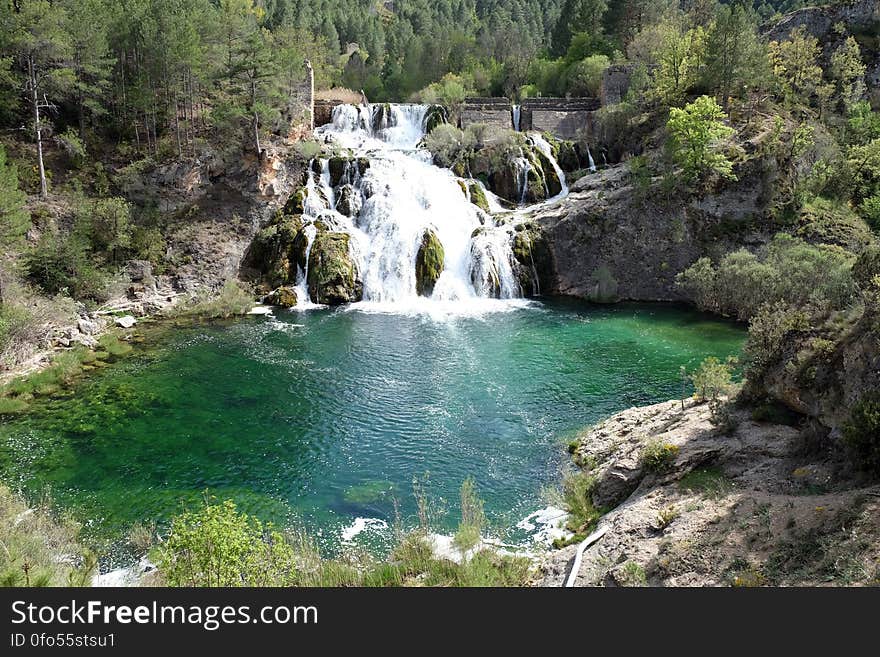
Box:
830 36 866 113
703 4 767 105
552 0 608 57
667 95 735 181
6 0 73 198
0 145 28 248
768 26 823 106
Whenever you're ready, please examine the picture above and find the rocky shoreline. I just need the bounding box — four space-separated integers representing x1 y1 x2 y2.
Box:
539 398 880 586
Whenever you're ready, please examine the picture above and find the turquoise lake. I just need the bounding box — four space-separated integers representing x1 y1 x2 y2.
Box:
0 300 744 562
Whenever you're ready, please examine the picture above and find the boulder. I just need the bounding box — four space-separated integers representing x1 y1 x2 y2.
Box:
115 315 137 329
77 318 101 335
336 185 362 217
126 260 153 283
415 230 445 297
265 287 299 308
307 232 362 305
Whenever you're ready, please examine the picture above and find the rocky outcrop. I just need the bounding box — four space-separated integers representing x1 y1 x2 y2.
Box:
528 158 776 302
265 286 298 308
307 231 362 305
540 399 880 587
415 230 445 297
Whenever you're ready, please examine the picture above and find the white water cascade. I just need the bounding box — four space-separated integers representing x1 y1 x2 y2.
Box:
291 103 567 312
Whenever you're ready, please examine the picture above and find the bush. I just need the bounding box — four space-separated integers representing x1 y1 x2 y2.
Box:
641 440 679 473
744 302 811 375
158 499 298 587
23 232 108 301
564 54 610 97
677 234 857 321
691 356 735 403
667 95 736 182
842 395 880 475
423 124 475 169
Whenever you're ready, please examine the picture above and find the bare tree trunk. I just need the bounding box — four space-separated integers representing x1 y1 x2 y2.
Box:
251 77 261 156
28 56 48 199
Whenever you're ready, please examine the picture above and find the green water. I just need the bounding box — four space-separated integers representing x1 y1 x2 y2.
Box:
0 300 744 560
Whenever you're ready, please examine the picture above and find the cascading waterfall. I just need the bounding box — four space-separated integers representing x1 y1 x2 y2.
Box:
290 103 568 310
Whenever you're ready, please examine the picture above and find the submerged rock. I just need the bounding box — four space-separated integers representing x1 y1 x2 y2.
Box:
307 232 363 305
415 230 445 297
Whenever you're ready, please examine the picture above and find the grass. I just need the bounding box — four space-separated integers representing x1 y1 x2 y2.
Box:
0 485 95 587
166 280 255 321
560 471 603 534
154 481 533 588
678 467 733 499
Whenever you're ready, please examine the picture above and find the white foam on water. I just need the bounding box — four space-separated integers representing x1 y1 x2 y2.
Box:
340 517 389 543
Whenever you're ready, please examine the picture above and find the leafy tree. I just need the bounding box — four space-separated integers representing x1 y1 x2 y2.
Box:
667 95 735 181
830 36 866 113
768 26 823 106
5 0 73 198
702 4 767 104
552 0 608 56
0 145 28 248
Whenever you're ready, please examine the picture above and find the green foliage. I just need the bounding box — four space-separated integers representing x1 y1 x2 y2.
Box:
678 467 732 499
23 231 107 301
453 478 486 555
169 280 255 321
0 485 95 587
690 356 735 403
0 145 29 247
667 96 736 182
768 26 826 107
744 302 811 375
842 395 880 475
158 499 298 587
676 234 857 321
561 471 601 533
641 439 679 473
423 124 476 170
829 36 866 112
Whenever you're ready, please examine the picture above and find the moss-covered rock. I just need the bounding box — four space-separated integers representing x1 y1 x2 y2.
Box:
246 214 304 288
307 231 362 305
415 230 445 297
284 187 308 215
533 148 562 198
511 223 554 296
425 105 449 133
328 157 347 187
468 182 491 213
265 286 298 308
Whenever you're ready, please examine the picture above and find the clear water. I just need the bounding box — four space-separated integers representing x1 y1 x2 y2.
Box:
0 301 744 560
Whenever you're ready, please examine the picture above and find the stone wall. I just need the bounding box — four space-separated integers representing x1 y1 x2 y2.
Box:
520 98 599 140
601 65 633 106
285 62 314 132
459 97 513 130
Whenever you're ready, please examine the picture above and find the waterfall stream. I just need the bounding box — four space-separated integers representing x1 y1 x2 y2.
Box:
291 103 568 312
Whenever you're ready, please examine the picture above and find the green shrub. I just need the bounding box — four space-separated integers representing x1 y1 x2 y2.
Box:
677 234 857 321
561 471 601 533
23 232 108 301
423 124 475 169
641 440 679 474
158 499 298 587
691 356 735 403
842 395 880 474
453 477 486 555
667 95 736 182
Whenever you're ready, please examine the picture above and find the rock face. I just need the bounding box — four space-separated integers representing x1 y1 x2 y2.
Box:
539 398 880 587
528 158 776 302
244 213 304 289
415 230 445 297
307 231 362 305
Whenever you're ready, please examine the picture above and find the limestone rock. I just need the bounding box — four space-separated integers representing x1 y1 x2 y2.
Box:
115 315 137 329
307 232 362 305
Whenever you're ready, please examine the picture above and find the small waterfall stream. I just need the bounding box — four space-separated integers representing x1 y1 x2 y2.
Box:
291 103 568 311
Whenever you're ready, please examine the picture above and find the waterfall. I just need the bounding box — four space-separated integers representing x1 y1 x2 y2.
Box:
586 145 597 172
512 105 521 132
530 134 569 202
285 104 526 311
283 103 572 311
